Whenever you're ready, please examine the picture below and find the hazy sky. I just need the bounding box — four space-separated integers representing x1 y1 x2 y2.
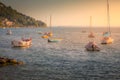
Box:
0 0 120 27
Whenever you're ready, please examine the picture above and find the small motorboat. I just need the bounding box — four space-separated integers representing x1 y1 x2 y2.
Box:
6 30 12 35
38 31 42 34
41 35 49 39
85 41 100 51
101 37 114 44
3 27 6 29
48 38 63 43
82 30 86 33
11 38 32 47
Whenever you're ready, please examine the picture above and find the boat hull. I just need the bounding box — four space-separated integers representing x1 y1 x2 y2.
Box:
6 30 12 35
101 37 114 44
11 40 32 47
86 47 100 51
85 42 100 51
48 38 63 42
41 35 49 39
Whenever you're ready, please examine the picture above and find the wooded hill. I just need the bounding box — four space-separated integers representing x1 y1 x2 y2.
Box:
0 2 47 28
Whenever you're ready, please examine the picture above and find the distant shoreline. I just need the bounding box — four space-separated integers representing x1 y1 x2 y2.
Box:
0 26 47 28
0 26 120 28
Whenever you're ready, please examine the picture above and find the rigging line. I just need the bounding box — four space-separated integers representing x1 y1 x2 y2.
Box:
107 0 111 36
90 16 92 32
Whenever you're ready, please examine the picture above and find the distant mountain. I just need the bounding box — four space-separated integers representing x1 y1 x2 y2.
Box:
0 2 47 28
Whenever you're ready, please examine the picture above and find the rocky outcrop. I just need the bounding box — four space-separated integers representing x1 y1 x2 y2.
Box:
0 57 24 67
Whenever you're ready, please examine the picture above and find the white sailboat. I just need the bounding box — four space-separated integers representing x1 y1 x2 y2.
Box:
85 16 100 51
101 0 114 44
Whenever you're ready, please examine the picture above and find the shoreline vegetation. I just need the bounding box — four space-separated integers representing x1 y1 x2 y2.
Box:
0 2 38 67
0 2 47 28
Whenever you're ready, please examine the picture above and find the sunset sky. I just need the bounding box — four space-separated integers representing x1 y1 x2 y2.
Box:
0 0 120 27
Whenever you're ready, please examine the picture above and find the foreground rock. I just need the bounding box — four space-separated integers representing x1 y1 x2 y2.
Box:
0 57 24 67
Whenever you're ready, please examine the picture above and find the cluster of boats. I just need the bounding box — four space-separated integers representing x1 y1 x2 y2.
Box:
6 15 63 48
41 32 63 42
41 15 63 43
5 29 32 48
6 28 113 52
8 30 62 48
85 0 114 51
85 33 113 51
5 0 114 52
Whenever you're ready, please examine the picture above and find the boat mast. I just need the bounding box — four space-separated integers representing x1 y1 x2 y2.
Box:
107 0 111 36
50 14 52 32
90 16 92 33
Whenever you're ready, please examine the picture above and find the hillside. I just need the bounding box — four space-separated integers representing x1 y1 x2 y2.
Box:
0 2 47 28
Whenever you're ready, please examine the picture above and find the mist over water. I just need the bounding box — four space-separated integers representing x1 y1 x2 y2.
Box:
0 27 120 80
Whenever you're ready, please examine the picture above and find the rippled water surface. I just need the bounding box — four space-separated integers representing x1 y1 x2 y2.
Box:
0 27 120 80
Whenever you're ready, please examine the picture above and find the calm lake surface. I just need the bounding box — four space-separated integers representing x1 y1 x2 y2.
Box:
0 27 120 80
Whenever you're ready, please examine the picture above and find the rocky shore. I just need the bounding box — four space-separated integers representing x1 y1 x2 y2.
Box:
0 57 24 67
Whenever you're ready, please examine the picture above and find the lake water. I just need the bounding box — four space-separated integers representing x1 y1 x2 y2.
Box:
0 27 120 80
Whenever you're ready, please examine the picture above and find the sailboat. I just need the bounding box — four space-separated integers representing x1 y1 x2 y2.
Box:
47 15 63 42
101 0 114 44
41 15 53 39
85 16 100 51
6 29 12 35
88 16 95 38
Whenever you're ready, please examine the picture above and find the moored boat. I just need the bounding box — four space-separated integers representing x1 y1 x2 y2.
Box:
6 30 12 35
41 32 53 39
41 34 49 39
88 32 95 38
47 32 53 37
38 31 42 34
11 38 32 47
85 41 100 51
48 38 63 42
85 16 100 51
41 15 53 39
101 37 114 44
101 0 114 44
